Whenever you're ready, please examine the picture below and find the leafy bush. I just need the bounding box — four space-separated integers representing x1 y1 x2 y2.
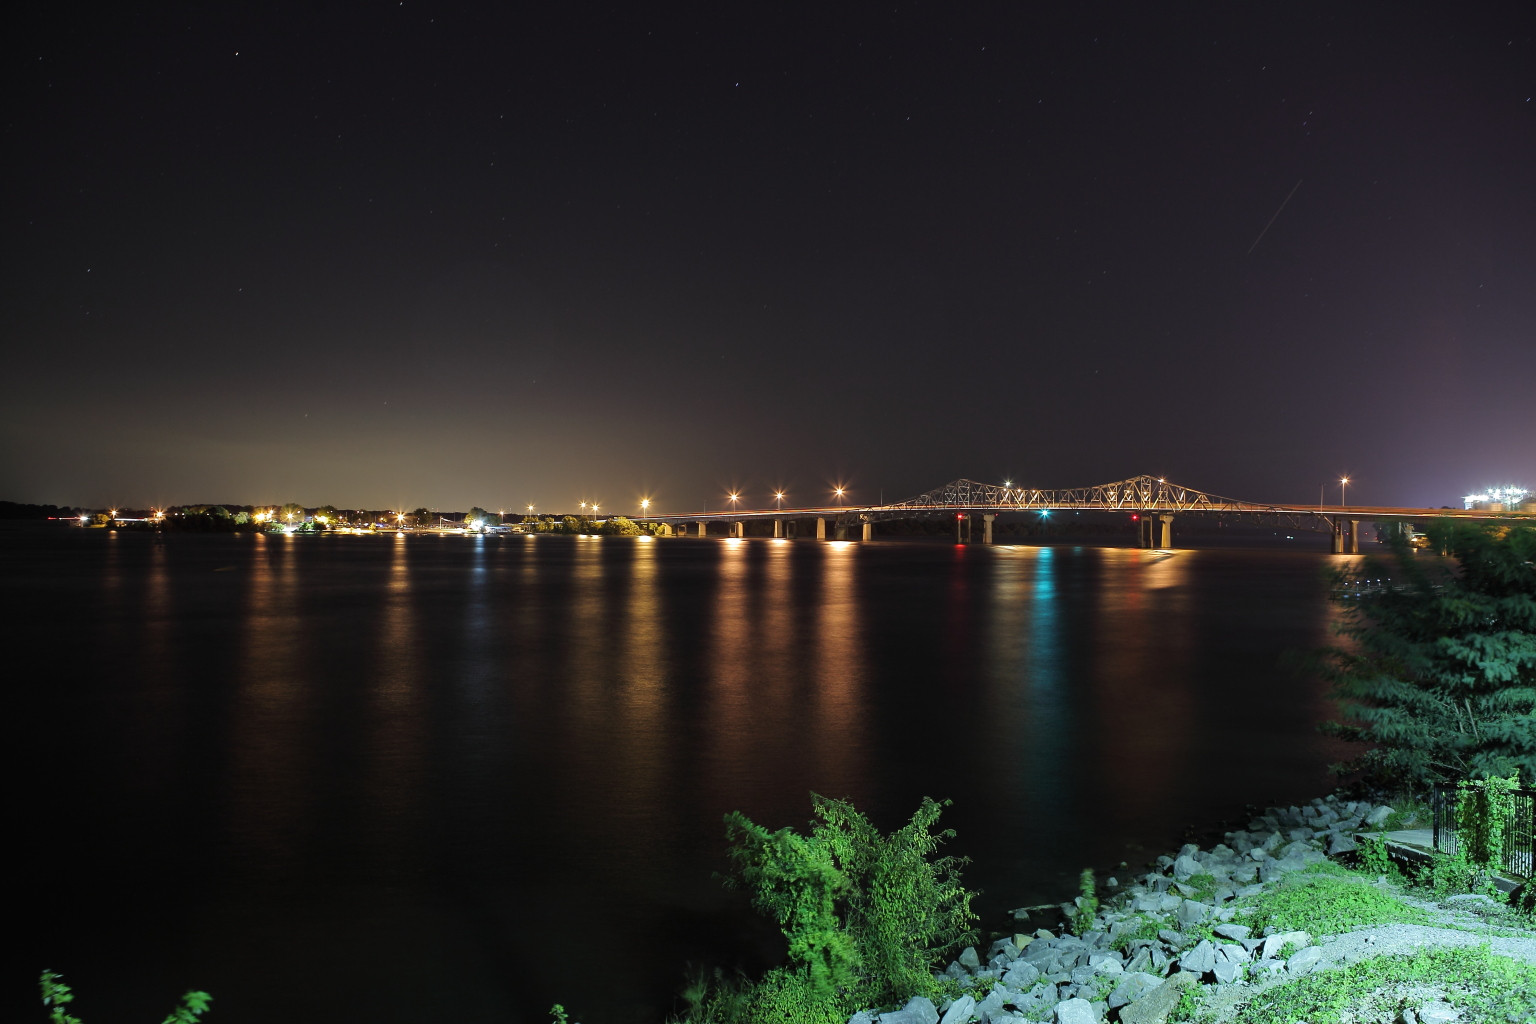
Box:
1354 834 1399 878
39 972 211 1024
1070 869 1099 935
1456 772 1521 872
713 794 976 1018
1510 880 1536 920
1320 521 1536 790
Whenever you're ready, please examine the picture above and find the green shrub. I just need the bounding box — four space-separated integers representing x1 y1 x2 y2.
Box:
1413 844 1504 901
1456 772 1521 873
743 968 850 1024
1355 834 1398 878
39 972 211 1024
1319 521 1536 791
1510 880 1536 920
721 795 976 1014
1070 869 1099 935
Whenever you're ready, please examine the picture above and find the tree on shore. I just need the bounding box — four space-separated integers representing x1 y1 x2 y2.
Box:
1322 520 1536 789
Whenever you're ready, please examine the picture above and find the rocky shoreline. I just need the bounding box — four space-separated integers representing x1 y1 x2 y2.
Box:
843 793 1536 1024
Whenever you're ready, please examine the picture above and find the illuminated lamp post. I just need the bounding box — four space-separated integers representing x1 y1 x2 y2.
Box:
1340 476 1349 507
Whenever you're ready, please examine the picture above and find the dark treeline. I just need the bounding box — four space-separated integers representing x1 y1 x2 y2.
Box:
0 500 81 520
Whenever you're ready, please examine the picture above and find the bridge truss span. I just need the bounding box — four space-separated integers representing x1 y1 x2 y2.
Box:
886 474 1276 515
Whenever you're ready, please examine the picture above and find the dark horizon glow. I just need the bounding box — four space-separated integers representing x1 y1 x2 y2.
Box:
5 5 1534 512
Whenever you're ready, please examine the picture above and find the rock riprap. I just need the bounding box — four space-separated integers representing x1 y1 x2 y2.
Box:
846 794 1405 1024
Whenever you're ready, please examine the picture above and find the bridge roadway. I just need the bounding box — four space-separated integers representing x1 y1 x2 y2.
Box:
644 474 1536 551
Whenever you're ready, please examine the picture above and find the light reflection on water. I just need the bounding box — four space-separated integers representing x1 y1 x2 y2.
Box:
11 531 1356 1024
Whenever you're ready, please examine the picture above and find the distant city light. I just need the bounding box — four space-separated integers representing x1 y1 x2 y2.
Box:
1464 486 1530 510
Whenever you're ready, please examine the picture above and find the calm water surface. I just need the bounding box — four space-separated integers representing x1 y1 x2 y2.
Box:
8 529 1357 1022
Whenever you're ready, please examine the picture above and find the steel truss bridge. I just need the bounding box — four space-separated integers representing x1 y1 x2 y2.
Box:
649 474 1534 549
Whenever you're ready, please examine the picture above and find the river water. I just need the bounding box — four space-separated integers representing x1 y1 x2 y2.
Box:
8 528 1358 1023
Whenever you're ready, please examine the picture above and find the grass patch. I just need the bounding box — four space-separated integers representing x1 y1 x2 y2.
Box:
1230 945 1536 1024
1108 913 1163 952
1183 872 1218 902
1242 862 1432 938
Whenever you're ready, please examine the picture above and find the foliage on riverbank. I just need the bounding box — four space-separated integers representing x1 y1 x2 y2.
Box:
1322 521 1536 790
673 795 976 1024
1227 944 1536 1024
38 971 211 1024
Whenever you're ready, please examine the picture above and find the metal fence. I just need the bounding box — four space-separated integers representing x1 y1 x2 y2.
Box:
1432 782 1535 878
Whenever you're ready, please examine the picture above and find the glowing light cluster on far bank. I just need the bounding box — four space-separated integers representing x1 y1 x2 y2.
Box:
1463 486 1531 510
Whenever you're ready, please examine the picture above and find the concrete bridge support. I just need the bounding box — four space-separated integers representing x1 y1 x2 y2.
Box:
773 519 783 538
694 521 706 538
816 517 826 540
861 520 874 541
982 513 996 544
731 521 745 538
1159 514 1174 549
1330 517 1344 554
956 514 972 543
1347 519 1360 555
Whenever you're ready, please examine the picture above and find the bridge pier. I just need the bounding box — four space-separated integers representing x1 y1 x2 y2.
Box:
1347 519 1360 555
1159 514 1174 549
955 514 972 543
1330 517 1344 554
861 520 874 542
773 519 783 538
816 517 826 540
982 513 996 544
733 521 746 538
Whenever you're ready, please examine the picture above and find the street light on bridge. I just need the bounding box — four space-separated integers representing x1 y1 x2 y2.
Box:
833 486 845 507
1340 477 1350 507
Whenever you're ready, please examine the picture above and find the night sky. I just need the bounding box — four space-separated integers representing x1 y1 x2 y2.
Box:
6 3 1534 513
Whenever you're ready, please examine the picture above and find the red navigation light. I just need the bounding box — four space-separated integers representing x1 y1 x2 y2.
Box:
1131 514 1140 521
